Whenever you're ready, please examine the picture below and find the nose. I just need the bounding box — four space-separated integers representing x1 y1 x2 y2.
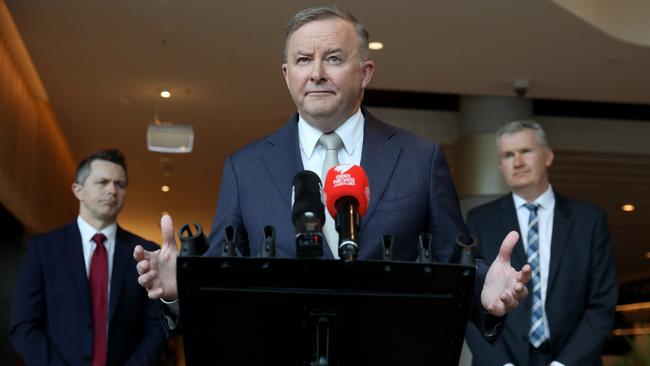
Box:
513 153 524 167
310 61 325 82
105 181 117 195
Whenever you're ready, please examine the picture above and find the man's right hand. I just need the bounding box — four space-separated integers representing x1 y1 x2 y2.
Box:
134 214 179 301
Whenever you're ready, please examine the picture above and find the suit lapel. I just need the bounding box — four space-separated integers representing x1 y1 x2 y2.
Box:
260 116 304 206
65 223 92 323
108 227 130 323
359 110 401 229
498 195 527 268
547 194 572 294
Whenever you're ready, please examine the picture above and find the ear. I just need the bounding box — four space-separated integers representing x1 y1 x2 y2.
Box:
360 59 375 89
545 148 554 168
71 182 83 201
281 63 289 86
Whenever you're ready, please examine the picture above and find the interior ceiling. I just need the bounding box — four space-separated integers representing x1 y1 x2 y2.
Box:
5 0 650 279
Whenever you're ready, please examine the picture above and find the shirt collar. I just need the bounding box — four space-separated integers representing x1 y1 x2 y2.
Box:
298 108 364 159
512 184 555 210
77 216 117 245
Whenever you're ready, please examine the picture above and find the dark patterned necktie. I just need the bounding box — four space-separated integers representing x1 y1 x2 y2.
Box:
524 203 547 347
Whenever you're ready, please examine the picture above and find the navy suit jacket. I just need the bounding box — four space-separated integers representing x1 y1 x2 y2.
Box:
10 222 167 365
206 109 493 329
465 192 618 366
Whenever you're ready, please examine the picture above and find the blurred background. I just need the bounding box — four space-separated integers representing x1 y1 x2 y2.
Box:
1 0 649 364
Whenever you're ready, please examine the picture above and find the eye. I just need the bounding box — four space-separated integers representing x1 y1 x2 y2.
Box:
325 55 341 64
296 57 310 65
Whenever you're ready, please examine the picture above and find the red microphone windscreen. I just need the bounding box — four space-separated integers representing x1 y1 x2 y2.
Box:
323 164 370 217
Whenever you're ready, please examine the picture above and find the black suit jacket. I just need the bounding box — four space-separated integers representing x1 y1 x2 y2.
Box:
10 222 167 365
465 192 618 365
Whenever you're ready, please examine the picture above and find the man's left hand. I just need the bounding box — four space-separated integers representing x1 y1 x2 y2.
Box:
481 231 531 316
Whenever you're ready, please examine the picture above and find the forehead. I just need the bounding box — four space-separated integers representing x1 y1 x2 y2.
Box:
499 129 541 151
287 18 356 52
87 159 126 179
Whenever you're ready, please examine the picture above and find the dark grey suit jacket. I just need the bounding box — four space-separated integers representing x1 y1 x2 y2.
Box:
465 192 618 366
205 108 495 329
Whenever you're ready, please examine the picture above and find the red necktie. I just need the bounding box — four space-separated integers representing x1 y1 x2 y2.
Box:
89 233 108 366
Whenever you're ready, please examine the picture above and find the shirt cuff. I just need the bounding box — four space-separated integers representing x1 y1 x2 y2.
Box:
160 298 180 329
550 361 566 366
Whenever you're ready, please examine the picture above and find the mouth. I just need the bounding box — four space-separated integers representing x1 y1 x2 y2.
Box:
305 91 335 97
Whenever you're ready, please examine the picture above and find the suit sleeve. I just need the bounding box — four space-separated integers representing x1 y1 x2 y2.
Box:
464 212 512 365
427 144 467 262
207 156 247 256
9 240 66 364
554 210 618 365
426 146 499 339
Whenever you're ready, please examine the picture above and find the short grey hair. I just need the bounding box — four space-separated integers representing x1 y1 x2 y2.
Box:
283 6 370 62
496 119 550 150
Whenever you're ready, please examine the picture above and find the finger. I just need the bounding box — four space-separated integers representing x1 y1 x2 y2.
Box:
514 285 529 300
133 245 147 261
137 270 156 288
148 287 164 300
498 231 520 263
160 214 177 251
500 291 519 310
518 264 532 284
136 259 150 275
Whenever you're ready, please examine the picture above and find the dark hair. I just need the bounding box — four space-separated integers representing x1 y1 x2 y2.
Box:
283 6 370 62
75 149 128 185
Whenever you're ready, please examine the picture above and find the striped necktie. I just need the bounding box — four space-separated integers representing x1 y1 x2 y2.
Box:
524 203 548 347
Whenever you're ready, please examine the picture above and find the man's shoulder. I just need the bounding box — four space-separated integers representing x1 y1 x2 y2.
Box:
28 222 76 247
555 193 605 219
468 195 510 218
117 227 159 251
231 115 297 158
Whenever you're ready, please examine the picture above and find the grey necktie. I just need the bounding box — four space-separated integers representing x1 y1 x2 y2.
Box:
318 132 343 258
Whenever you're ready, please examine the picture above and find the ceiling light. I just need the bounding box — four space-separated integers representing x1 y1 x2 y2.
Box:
161 185 170 192
160 89 171 98
369 42 384 50
622 204 635 212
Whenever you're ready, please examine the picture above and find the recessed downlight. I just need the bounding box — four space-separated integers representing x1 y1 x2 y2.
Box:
161 185 170 192
369 42 384 50
622 204 635 212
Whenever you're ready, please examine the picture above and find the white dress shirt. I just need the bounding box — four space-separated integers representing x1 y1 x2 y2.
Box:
298 108 364 182
78 216 116 297
506 186 564 366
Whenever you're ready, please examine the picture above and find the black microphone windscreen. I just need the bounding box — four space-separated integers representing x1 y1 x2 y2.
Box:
291 170 325 224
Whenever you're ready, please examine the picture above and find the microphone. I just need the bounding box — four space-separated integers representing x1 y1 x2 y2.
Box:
291 170 325 259
323 164 370 263
178 223 209 256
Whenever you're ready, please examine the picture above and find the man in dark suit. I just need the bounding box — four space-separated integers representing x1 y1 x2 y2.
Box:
10 149 167 365
134 6 531 328
465 120 618 366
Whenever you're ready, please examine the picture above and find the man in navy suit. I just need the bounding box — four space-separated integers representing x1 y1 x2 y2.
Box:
10 149 167 365
465 121 618 365
134 6 531 329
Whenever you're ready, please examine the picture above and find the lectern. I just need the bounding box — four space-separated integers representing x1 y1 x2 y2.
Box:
177 257 475 365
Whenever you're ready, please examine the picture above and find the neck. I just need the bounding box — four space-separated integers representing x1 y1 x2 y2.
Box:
514 182 550 203
79 213 114 231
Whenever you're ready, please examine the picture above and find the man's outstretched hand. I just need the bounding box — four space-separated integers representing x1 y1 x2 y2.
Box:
134 214 179 301
481 231 532 317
